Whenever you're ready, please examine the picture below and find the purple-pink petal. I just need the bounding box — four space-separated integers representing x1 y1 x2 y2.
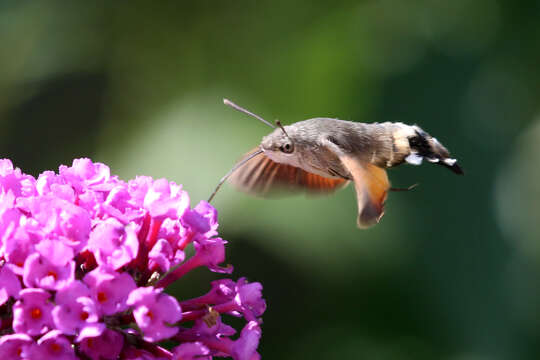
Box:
0 159 36 198
26 330 77 360
127 286 182 342
122 346 171 360
88 219 139 269
180 278 236 311
22 252 75 291
148 238 176 272
59 158 114 193
52 281 103 337
181 200 218 237
143 178 190 220
193 237 232 274
172 342 211 360
0 264 21 305
235 280 266 320
35 239 74 267
79 328 124 360
20 197 91 252
0 334 33 359
75 323 107 343
84 267 137 315
231 321 262 360
13 288 54 336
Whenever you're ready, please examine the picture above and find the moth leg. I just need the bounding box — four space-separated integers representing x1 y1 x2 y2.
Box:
389 183 419 192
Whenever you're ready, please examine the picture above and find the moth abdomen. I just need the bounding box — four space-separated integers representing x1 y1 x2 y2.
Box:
363 122 462 175
367 122 416 168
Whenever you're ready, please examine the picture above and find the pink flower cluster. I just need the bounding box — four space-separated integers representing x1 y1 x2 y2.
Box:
0 159 265 360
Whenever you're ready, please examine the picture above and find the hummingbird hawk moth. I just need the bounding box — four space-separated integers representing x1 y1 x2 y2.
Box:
209 99 463 228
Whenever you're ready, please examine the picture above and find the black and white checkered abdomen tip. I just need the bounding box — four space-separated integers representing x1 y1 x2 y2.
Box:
441 158 464 175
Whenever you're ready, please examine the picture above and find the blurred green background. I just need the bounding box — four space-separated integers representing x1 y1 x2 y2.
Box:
1 1 540 358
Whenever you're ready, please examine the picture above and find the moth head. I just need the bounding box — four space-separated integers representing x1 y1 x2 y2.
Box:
261 129 294 154
260 122 302 165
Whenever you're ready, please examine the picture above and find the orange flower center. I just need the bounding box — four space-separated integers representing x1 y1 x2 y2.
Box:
30 307 42 319
97 292 107 303
47 270 58 280
80 311 89 321
50 343 61 352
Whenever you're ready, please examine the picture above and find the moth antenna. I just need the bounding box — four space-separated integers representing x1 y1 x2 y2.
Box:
208 149 264 203
275 120 292 141
223 99 275 129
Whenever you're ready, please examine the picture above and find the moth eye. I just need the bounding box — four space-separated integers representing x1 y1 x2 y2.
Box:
280 143 294 154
